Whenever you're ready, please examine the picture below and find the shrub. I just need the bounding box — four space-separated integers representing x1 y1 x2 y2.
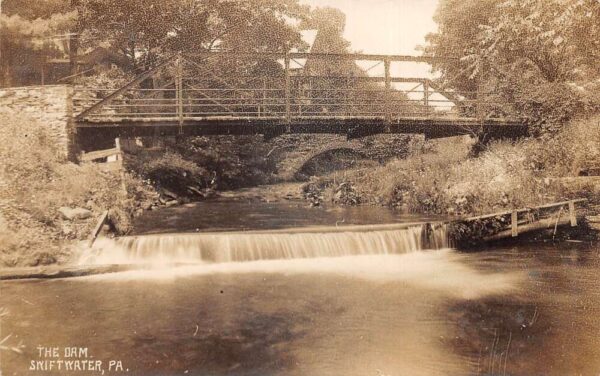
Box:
348 115 600 216
0 114 152 266
127 149 210 196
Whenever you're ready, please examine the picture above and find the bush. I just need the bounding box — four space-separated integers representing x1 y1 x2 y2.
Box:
347 115 600 215
127 149 210 196
0 114 152 266
525 114 600 177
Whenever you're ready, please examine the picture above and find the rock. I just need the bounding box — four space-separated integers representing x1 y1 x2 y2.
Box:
59 207 92 221
165 200 179 207
586 215 600 223
187 186 203 196
161 189 179 200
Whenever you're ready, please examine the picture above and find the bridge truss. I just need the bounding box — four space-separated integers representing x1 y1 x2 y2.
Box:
73 52 526 139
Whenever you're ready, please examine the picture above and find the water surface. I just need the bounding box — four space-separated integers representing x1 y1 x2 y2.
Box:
2 200 600 375
3 245 600 375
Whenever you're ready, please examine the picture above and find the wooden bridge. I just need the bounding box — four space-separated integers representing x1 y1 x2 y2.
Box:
73 52 527 140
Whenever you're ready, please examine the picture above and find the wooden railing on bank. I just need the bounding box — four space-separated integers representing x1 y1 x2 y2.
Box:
460 199 587 242
79 137 123 172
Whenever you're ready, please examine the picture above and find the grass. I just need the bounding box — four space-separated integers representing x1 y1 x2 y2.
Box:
318 115 600 216
0 114 154 267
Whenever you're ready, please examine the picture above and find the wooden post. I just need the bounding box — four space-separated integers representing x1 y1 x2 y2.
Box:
511 210 518 237
384 57 391 130
176 57 184 134
115 137 127 194
89 210 109 248
568 201 577 227
284 52 291 129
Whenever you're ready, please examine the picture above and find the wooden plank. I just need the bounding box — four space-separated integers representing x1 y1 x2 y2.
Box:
511 210 518 237
569 201 577 227
80 148 120 161
89 210 109 247
464 199 587 222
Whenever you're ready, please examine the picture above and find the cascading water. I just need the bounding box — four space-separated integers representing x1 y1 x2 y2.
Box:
79 223 450 265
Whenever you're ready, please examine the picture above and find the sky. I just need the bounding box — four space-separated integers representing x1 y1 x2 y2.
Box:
301 0 439 55
300 0 442 97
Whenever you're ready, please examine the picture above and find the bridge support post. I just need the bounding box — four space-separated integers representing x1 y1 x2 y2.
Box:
284 52 291 132
176 56 184 134
384 57 391 132
423 79 430 117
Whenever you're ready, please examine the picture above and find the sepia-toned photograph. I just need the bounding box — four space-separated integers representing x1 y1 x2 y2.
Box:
1 0 600 374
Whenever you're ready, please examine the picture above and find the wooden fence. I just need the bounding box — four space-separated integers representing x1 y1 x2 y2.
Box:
79 138 123 172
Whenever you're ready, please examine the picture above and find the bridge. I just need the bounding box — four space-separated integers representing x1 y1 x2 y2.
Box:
73 52 527 141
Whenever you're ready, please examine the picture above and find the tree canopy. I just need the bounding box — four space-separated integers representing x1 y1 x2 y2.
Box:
426 0 600 134
0 0 311 85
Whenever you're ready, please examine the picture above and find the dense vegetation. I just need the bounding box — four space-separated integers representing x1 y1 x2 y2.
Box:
425 0 600 135
0 114 156 267
324 115 600 215
303 0 600 216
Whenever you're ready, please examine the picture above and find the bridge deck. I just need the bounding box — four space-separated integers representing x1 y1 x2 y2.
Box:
75 116 527 139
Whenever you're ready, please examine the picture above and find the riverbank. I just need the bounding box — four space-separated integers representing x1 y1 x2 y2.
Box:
0 115 158 267
300 116 600 215
2 112 599 268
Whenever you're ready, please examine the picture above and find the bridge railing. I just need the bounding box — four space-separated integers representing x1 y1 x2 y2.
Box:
74 84 506 121
73 52 513 123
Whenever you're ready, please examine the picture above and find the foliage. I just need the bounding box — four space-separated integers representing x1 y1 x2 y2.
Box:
299 6 420 117
426 0 600 134
126 136 277 194
76 0 310 68
175 136 277 190
127 149 210 197
524 114 600 176
0 11 76 86
344 113 600 216
448 218 506 247
1 0 310 85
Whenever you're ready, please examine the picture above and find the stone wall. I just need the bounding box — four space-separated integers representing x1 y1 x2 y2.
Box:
0 85 76 160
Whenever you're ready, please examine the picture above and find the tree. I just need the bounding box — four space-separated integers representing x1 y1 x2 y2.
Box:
0 10 76 86
298 7 419 117
426 0 600 135
76 0 310 69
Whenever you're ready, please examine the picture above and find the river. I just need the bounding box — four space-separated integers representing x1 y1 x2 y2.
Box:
2 200 600 375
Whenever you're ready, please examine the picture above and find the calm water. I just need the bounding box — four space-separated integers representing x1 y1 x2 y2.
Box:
2 201 600 375
132 199 445 234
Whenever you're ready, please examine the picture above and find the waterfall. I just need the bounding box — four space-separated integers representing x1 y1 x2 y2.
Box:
80 223 450 265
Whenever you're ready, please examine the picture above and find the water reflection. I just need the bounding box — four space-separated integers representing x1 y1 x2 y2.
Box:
3 246 600 375
132 199 446 235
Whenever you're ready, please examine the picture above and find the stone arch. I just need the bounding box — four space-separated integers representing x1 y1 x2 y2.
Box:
276 141 366 181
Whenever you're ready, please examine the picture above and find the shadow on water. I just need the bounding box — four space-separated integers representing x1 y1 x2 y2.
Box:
127 310 307 376
444 245 600 376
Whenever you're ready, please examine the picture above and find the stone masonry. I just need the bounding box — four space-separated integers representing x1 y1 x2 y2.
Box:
0 85 76 160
